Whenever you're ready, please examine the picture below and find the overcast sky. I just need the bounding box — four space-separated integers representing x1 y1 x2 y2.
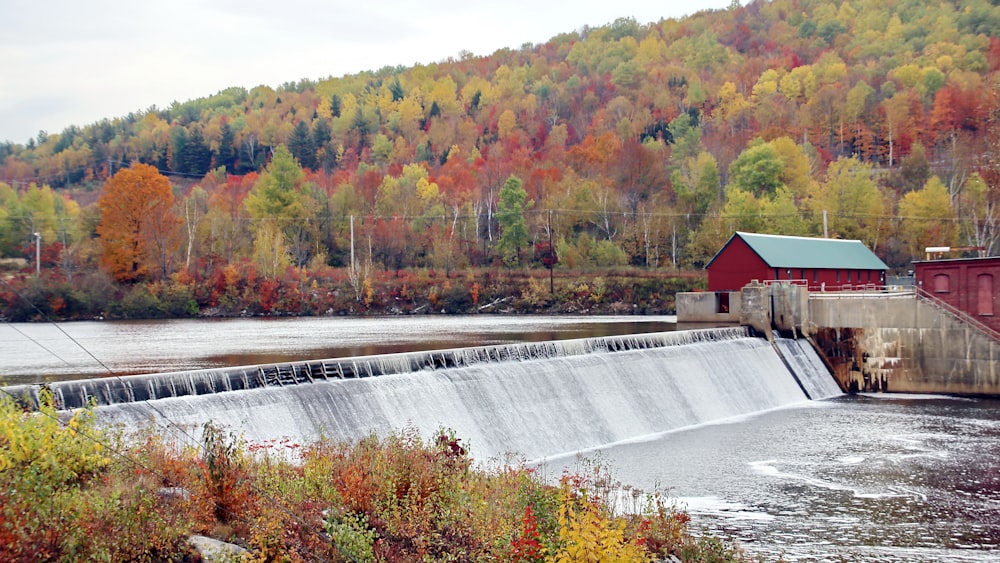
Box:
1 1 736 145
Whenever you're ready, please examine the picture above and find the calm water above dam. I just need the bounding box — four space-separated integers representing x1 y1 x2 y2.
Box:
0 315 676 384
2 316 998 561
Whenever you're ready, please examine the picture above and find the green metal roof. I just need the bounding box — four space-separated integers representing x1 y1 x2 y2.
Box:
710 232 889 270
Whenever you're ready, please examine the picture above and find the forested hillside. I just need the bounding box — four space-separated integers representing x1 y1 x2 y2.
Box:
2 0 1000 319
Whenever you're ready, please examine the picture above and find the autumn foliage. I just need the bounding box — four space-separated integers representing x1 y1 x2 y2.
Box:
3 0 1000 316
96 164 180 282
0 396 752 561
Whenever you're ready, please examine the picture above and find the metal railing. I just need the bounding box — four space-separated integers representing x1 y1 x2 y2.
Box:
760 279 892 295
912 286 1000 343
808 288 913 299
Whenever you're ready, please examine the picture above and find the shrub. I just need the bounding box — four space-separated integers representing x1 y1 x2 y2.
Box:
545 478 653 563
0 391 192 561
116 284 163 318
0 408 750 561
159 281 199 317
441 284 474 313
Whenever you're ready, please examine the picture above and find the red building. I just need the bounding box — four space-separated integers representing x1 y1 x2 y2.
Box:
914 256 1000 333
706 232 888 292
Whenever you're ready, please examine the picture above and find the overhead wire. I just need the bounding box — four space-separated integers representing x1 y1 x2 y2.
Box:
0 276 113 374
0 383 333 562
0 280 335 562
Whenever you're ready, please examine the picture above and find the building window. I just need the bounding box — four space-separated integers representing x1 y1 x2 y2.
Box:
813 270 818 283
836 271 841 283
933 273 950 293
978 274 994 316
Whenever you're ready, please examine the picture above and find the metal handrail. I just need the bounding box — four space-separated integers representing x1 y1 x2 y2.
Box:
913 286 1000 343
809 289 912 299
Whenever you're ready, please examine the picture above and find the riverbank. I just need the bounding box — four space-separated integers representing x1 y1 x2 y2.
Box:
0 394 754 562
1 266 705 322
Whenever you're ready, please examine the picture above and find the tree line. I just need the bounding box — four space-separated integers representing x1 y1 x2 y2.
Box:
3 0 1000 318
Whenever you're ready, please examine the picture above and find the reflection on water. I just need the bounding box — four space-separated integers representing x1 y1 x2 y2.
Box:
0 315 676 384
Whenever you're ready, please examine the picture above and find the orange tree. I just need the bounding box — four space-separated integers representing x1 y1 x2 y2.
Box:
96 164 181 282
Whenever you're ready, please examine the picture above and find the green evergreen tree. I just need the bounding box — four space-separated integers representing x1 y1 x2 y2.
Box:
497 175 533 267
169 126 188 174
311 118 331 150
183 126 212 176
245 145 317 269
288 120 316 170
389 77 405 102
216 119 237 173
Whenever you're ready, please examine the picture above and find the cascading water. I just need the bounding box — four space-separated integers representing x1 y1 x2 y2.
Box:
773 337 844 399
79 327 840 462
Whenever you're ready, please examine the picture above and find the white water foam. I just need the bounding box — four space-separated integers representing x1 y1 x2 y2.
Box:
773 338 843 400
97 330 818 462
674 496 775 521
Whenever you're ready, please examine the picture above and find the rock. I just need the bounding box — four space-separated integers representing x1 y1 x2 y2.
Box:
187 535 247 562
157 486 191 502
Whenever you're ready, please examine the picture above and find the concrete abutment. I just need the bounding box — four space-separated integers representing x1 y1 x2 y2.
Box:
678 285 1000 396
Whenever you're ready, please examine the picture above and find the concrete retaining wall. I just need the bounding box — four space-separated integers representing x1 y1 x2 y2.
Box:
676 285 1000 396
808 294 1000 395
675 291 742 324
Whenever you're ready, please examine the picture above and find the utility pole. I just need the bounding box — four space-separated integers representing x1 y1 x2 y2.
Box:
33 232 41 277
548 210 554 294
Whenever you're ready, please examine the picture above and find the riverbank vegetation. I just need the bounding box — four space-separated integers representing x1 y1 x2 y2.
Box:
0 393 756 562
4 1 1000 321
0 266 702 321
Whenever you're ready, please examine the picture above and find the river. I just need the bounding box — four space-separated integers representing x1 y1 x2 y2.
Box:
1 316 997 561
0 315 676 384
543 394 1000 562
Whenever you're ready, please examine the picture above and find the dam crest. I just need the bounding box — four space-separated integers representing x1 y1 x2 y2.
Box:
6 327 840 462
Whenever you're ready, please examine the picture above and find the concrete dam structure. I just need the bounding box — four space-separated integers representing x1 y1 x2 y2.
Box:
679 282 1000 396
809 291 1000 395
9 327 841 462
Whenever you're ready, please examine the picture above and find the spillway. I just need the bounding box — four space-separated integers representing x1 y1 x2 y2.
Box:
27 327 842 462
774 337 844 400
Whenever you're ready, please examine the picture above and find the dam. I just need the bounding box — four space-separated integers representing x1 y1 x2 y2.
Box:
7 326 841 462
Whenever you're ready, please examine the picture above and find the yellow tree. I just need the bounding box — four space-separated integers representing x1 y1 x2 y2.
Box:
761 186 810 236
806 157 885 246
97 164 181 281
897 175 956 258
770 137 815 200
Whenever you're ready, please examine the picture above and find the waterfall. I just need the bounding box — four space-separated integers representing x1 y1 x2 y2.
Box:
27 327 748 409
84 328 835 463
774 338 844 400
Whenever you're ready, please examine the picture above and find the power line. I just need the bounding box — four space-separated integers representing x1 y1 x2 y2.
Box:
0 383 332 562
0 278 334 561
0 277 114 374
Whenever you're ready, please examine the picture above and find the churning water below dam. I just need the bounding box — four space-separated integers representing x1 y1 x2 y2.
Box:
574 393 1000 563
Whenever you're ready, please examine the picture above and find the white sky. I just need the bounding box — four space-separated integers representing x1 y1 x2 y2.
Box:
1 1 736 145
